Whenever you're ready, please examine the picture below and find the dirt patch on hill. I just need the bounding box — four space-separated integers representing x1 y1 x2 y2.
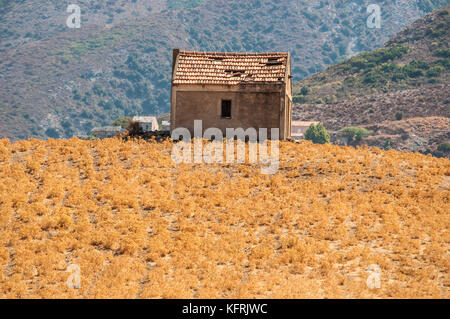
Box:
293 86 449 156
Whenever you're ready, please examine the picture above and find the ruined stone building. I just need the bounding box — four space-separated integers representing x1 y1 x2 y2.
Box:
291 121 319 140
90 126 124 139
133 116 159 132
170 50 292 140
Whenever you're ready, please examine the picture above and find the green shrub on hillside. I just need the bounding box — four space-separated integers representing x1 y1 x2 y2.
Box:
435 48 450 58
403 64 424 78
437 142 450 152
112 116 132 129
409 60 430 70
293 95 307 103
340 127 371 142
361 58 444 84
383 139 393 150
305 123 330 144
435 59 450 69
427 65 445 77
92 83 107 96
363 73 382 84
339 46 440 88
300 86 310 95
73 89 82 100
45 128 60 139
348 46 409 72
168 0 206 10
392 71 407 81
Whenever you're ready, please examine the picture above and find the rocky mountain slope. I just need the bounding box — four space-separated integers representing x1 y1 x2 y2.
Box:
293 5 450 157
0 0 448 140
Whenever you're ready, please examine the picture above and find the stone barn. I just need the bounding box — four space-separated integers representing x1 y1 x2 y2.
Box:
170 50 292 140
90 126 124 139
133 116 159 132
291 121 320 140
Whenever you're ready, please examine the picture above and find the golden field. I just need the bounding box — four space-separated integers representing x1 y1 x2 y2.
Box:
0 137 448 298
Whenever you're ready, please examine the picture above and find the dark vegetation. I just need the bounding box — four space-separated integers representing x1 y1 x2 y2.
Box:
304 123 330 144
340 127 372 142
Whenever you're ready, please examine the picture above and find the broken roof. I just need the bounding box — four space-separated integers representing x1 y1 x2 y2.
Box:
172 50 289 85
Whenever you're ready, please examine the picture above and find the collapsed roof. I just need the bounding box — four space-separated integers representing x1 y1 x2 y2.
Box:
172 50 289 85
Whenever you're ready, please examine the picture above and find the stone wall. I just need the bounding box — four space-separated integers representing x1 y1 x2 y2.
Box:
171 84 289 139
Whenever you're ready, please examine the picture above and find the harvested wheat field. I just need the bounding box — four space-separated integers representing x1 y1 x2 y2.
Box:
0 137 448 298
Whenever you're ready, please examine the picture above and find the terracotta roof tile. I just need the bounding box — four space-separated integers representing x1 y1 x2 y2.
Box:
173 50 288 85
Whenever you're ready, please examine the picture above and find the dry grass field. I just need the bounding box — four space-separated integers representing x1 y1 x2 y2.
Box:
0 137 448 298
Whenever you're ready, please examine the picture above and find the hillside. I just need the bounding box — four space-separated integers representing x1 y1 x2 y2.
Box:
0 0 448 140
293 6 449 156
293 5 450 102
0 138 449 298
